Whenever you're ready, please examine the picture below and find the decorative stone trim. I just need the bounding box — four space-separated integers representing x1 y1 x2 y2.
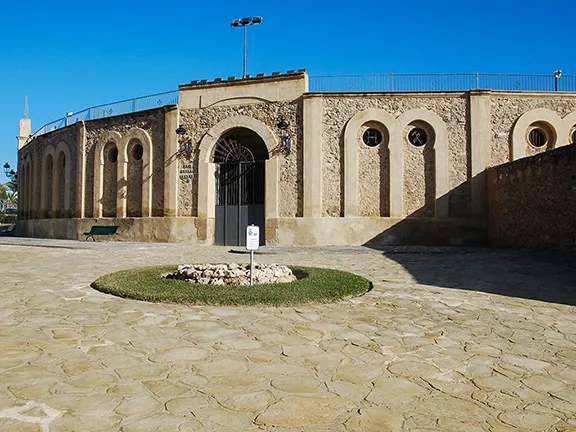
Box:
559 111 576 146
40 144 55 218
54 141 72 218
94 131 122 218
344 108 399 217
122 128 153 217
344 108 449 218
398 109 450 217
511 108 561 160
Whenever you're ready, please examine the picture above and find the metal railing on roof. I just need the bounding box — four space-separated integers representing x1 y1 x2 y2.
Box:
309 73 576 93
27 73 576 141
28 90 179 142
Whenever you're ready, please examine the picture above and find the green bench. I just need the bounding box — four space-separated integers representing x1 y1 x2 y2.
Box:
83 225 120 241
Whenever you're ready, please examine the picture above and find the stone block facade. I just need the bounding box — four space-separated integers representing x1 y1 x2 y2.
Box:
15 72 576 247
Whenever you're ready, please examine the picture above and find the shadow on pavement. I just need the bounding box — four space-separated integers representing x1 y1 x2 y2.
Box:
374 246 576 306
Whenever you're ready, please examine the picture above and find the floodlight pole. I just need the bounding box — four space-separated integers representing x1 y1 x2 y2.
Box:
231 17 263 79
244 25 247 79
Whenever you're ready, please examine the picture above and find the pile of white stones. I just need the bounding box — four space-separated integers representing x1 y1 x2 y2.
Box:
164 263 296 286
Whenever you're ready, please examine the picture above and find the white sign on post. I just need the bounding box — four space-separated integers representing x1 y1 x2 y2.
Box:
246 225 259 286
246 225 260 251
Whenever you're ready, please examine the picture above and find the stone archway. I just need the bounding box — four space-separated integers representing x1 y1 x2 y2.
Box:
122 128 153 217
94 131 122 218
397 109 450 217
54 141 72 218
197 115 279 244
512 109 561 160
213 128 268 246
343 108 400 217
41 145 55 218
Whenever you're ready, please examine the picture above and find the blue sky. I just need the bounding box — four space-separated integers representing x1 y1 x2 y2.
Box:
1 0 575 181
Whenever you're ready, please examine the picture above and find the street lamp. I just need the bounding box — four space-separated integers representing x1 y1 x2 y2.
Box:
277 119 291 155
554 70 562 92
176 125 192 158
230 16 263 78
3 163 17 184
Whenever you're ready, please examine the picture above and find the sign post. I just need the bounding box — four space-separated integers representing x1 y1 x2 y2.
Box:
246 225 260 285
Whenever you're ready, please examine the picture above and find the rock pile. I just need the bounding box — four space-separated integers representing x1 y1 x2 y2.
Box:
164 263 296 286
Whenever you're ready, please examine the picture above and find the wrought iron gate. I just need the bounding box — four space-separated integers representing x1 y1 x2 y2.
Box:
215 161 265 246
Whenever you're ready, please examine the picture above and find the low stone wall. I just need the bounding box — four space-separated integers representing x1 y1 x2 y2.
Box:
270 217 487 246
17 217 199 243
487 143 576 251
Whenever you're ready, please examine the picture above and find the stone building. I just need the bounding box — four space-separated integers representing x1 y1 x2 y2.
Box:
15 72 576 246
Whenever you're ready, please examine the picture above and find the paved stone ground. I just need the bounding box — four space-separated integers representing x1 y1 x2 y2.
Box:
0 238 575 431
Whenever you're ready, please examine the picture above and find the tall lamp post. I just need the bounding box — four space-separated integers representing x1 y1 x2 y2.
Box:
230 16 263 78
554 70 562 92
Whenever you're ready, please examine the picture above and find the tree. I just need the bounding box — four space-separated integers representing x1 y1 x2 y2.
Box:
0 183 17 211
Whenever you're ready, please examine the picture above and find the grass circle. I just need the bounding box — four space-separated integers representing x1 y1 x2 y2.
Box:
91 265 371 306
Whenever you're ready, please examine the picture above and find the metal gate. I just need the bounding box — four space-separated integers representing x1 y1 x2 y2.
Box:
215 161 265 246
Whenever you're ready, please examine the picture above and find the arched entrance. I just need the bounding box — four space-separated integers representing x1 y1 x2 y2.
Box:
214 128 268 246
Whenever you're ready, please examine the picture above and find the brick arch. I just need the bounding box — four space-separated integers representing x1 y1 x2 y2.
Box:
512 108 562 160
197 115 280 243
397 109 450 217
122 128 153 217
54 141 72 217
343 108 401 217
41 145 56 218
94 131 122 218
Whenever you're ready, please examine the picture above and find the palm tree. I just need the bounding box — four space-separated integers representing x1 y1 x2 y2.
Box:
5 181 17 205
0 183 17 212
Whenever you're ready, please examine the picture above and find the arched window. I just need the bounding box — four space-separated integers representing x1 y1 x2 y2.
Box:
102 142 118 217
42 153 54 218
127 139 144 217
403 121 436 217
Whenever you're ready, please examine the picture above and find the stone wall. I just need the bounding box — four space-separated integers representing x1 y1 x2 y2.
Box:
18 125 79 219
487 143 576 251
322 94 470 218
17 217 198 242
84 108 166 217
179 100 303 217
490 93 576 166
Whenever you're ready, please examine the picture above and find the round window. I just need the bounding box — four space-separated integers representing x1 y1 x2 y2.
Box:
408 128 428 147
362 129 382 147
528 128 547 148
132 143 143 161
108 147 118 163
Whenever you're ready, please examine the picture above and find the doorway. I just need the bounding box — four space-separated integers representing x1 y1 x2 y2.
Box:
214 128 267 246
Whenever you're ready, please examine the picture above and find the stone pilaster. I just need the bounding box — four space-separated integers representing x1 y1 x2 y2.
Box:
469 90 491 217
303 95 323 217
117 149 128 218
32 150 39 219
163 106 179 216
76 122 86 218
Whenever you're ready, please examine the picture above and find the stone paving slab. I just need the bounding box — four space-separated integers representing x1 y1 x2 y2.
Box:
0 239 575 431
